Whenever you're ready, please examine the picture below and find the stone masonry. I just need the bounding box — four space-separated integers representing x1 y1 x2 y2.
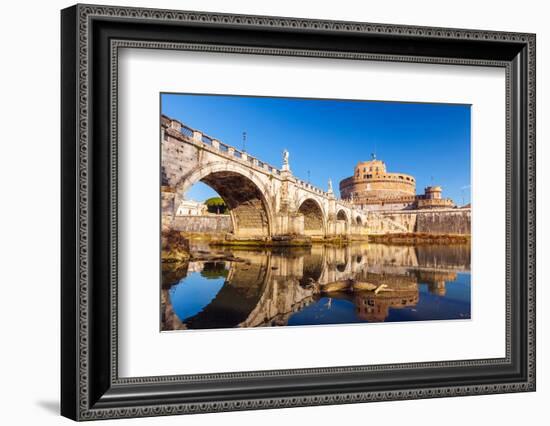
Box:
366 208 471 235
171 215 232 234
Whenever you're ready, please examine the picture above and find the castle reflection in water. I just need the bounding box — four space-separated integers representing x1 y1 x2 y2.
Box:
161 243 471 331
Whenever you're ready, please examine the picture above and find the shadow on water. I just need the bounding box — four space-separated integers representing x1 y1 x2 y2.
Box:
161 243 471 330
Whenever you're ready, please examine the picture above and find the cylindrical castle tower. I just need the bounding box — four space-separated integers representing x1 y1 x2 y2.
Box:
339 158 416 203
424 186 442 199
417 185 454 209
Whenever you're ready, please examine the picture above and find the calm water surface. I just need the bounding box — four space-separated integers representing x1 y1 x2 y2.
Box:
161 243 470 330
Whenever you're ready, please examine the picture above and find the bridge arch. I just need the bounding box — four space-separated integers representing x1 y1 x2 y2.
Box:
297 198 326 237
336 209 348 222
356 215 363 226
335 209 349 235
181 257 272 329
177 162 274 238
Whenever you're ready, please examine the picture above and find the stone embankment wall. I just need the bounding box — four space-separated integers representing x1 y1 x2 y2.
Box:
171 215 232 233
367 208 471 235
415 210 471 234
167 209 470 236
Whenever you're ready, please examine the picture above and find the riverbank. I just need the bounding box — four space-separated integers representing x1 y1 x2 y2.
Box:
210 234 313 248
368 232 470 245
162 232 470 266
183 233 369 248
200 232 467 247
161 229 190 262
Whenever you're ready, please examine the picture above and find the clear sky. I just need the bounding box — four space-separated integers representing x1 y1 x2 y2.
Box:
161 93 471 205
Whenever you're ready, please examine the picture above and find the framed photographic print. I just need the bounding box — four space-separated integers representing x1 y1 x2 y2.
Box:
61 4 536 421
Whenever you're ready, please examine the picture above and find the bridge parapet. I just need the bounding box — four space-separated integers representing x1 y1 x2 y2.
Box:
166 116 324 188
163 115 283 177
337 199 354 208
163 115 340 198
294 178 329 197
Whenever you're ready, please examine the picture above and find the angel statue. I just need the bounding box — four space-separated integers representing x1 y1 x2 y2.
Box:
282 149 289 166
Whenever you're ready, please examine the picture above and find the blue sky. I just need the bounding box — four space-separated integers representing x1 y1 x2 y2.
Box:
161 93 471 205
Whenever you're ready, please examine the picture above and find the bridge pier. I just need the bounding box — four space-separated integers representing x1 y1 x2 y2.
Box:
274 212 304 236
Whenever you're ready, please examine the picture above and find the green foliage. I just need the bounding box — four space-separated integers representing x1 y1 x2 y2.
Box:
205 197 225 206
205 197 228 214
200 262 229 279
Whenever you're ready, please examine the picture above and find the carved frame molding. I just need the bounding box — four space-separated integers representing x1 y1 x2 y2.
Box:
61 4 535 420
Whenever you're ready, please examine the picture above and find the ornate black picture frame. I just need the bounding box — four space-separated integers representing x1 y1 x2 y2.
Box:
61 4 536 421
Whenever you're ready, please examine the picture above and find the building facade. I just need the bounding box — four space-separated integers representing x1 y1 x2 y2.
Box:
175 199 208 216
339 157 455 212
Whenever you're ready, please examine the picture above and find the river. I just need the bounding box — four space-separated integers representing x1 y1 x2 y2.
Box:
161 243 470 331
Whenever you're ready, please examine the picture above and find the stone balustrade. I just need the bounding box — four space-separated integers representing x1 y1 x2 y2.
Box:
164 115 344 196
164 116 282 176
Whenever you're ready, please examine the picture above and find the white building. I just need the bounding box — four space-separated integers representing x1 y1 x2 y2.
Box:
176 200 207 216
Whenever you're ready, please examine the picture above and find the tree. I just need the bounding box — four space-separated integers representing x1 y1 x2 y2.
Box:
200 262 229 279
205 197 227 214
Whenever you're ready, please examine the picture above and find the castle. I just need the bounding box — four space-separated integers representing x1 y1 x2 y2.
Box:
339 156 456 212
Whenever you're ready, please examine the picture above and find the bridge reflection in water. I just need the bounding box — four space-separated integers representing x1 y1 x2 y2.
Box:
161 244 471 331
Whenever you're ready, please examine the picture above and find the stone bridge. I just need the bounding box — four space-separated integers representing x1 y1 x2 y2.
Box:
161 115 369 240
